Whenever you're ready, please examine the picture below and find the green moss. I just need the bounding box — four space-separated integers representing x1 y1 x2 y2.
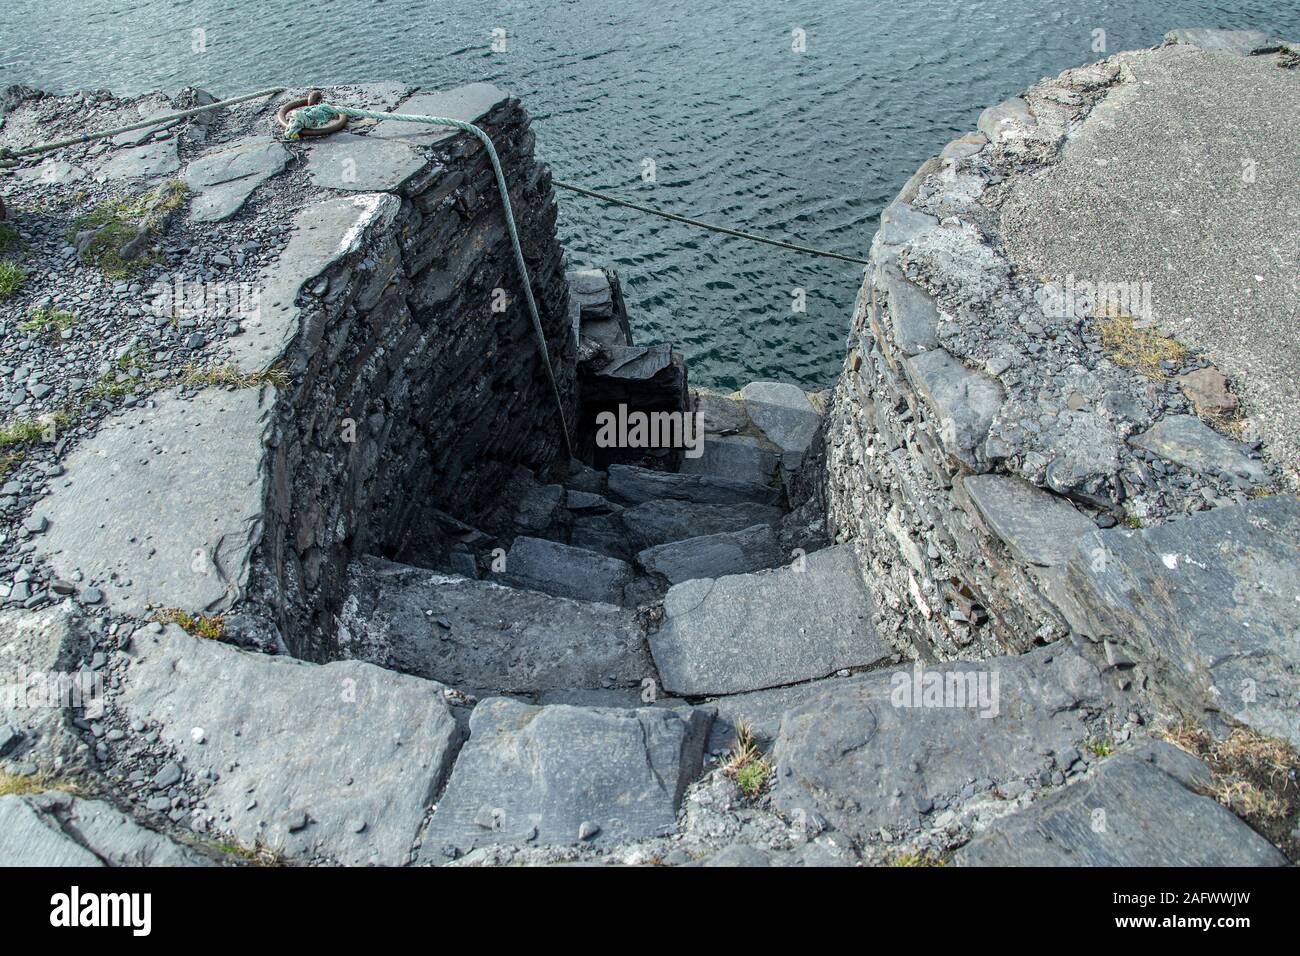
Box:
182 363 289 390
153 608 225 641
67 180 186 278
0 221 22 256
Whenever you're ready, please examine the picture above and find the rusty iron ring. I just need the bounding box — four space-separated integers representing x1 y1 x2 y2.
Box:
276 90 349 137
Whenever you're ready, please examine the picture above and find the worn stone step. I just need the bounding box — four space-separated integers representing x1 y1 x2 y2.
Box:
678 434 781 487
606 463 783 507
636 523 786 586
649 543 890 695
620 498 785 551
417 698 712 860
339 556 652 694
0 792 211 866
770 644 1123 845
956 743 1287 866
114 625 464 866
500 536 635 605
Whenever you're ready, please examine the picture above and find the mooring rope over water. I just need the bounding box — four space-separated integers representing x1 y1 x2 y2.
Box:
553 180 871 266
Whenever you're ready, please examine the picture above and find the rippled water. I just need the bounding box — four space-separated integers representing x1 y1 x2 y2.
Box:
2 1 1293 389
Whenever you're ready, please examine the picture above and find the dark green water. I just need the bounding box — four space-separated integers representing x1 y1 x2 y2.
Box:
2 1 1293 388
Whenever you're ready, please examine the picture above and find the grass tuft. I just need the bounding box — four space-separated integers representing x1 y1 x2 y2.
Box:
210 838 285 867
182 363 288 390
1097 313 1188 379
0 771 77 797
1085 737 1114 759
888 851 947 867
18 306 78 337
719 718 772 799
0 259 27 300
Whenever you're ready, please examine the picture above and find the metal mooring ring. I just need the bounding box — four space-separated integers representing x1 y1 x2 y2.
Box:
276 89 349 137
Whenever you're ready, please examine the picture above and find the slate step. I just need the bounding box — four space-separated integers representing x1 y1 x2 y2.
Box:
338 556 653 694
678 434 781 486
956 743 1287 867
768 644 1120 845
0 792 210 866
115 624 464 866
501 536 635 605
649 543 890 695
418 698 712 860
620 498 785 551
636 523 785 585
606 463 783 507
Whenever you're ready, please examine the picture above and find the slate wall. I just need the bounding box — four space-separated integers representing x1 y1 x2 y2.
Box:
250 95 576 661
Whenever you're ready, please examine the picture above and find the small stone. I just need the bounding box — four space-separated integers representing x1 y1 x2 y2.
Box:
152 761 182 789
577 820 601 841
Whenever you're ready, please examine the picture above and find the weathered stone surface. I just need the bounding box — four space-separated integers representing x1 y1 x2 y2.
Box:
1131 414 1267 483
0 608 94 774
234 193 400 372
773 646 1111 841
0 792 209 866
739 381 821 467
905 348 1004 470
963 475 1095 567
372 83 510 146
651 544 888 695
568 268 631 348
1164 28 1271 55
884 266 940 356
607 463 781 507
977 97 1036 142
1056 495 1300 748
305 132 426 192
31 387 272 616
182 135 290 221
419 698 711 856
693 389 748 435
115 626 463 865
339 557 650 693
13 160 87 185
620 498 784 551
678 434 780 485
637 523 783 585
957 745 1287 866
503 536 634 605
92 139 179 181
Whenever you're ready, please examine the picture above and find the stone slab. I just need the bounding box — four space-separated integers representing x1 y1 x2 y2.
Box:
692 389 748 435
92 139 179 181
607 463 781 507
1055 495 1300 748
1130 414 1268 483
905 348 1005 470
0 791 209 866
1165 28 1272 55
620 498 785 551
650 544 889 695
339 557 651 693
772 645 1111 842
182 134 290 221
419 697 711 856
502 536 634 605
372 83 511 146
30 386 273 616
957 745 1287 866
884 266 940 356
305 132 427 192
115 625 463 865
0 608 94 773
739 381 821 466
637 523 783 585
678 434 780 485
963 474 1096 567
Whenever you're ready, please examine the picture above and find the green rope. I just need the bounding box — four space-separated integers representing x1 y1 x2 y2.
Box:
289 102 574 458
